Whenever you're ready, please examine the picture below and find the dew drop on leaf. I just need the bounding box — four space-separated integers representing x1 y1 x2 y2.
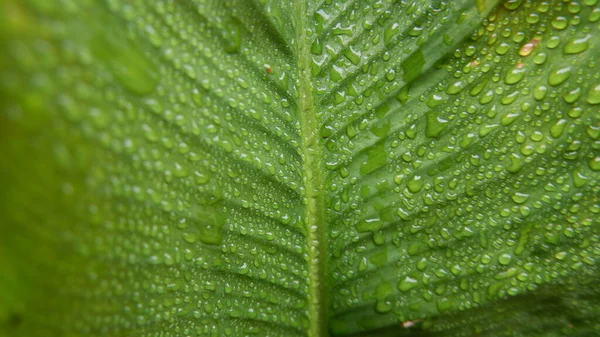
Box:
398 276 419 292
548 65 572 86
563 34 591 55
504 66 527 84
586 84 600 105
498 253 513 266
512 192 529 204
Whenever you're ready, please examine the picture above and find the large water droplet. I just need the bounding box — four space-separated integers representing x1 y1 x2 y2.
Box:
586 84 600 105
375 282 393 314
498 253 513 265
504 66 526 84
398 276 419 292
564 34 591 54
512 192 529 204
407 176 424 193
425 111 449 139
548 66 571 86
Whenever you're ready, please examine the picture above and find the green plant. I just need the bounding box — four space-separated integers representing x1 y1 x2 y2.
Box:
1 0 599 336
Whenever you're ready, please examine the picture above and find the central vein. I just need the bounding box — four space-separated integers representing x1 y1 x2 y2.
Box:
295 2 328 337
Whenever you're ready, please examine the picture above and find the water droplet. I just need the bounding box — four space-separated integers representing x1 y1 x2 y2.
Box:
446 80 466 95
494 267 517 279
385 69 396 81
551 16 568 30
515 225 532 255
555 251 568 260
407 176 424 193
330 65 344 81
550 119 567 138
589 157 600 171
358 257 368 272
501 112 520 126
426 94 444 108
194 171 211 185
498 253 513 265
360 143 386 175
436 297 453 313
145 25 163 48
356 217 382 233
375 282 393 314
568 106 583 118
332 23 353 36
533 85 547 100
504 0 523 10
191 88 203 107
384 23 399 46
548 66 571 86
533 52 547 65
479 123 499 137
183 232 198 243
512 192 529 204
478 90 494 104
344 47 360 65
450 264 463 276
504 66 526 84
495 42 510 55
311 38 323 55
586 84 600 105
425 111 449 139
519 38 540 56
587 125 600 140
481 254 492 264
573 170 588 188
398 276 419 292
564 34 591 54
590 7 600 22
547 35 561 49
173 162 189 178
563 87 581 103
196 203 225 246
506 153 523 173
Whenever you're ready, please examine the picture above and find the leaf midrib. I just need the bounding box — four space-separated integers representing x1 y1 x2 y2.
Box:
294 2 329 336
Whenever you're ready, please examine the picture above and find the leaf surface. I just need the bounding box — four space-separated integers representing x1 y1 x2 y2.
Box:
1 1 599 337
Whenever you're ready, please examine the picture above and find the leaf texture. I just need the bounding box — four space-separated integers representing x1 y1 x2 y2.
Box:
0 1 599 337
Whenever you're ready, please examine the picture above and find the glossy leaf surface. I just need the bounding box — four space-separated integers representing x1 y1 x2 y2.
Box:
1 1 599 336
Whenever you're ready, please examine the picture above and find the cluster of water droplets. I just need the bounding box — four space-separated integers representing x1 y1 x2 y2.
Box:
0 0 325 336
312 0 600 334
1 0 599 336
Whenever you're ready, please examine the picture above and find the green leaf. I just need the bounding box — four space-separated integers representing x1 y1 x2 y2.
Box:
1 0 599 337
